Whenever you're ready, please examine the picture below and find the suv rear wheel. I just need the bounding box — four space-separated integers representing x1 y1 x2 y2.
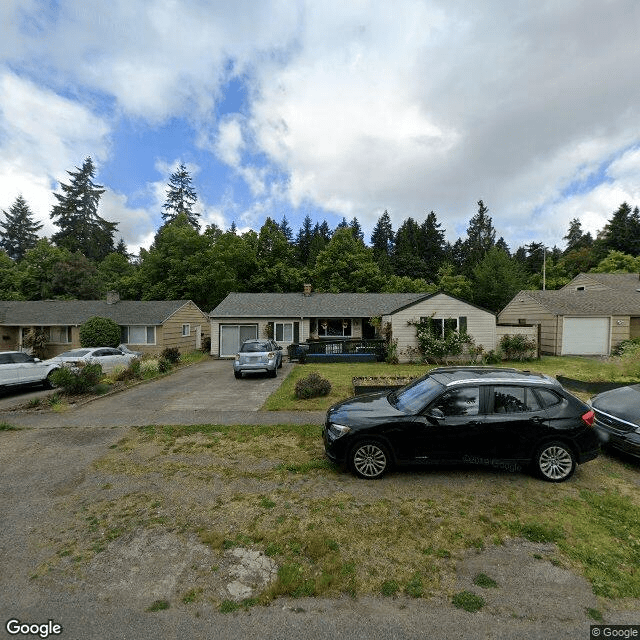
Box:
534 441 576 482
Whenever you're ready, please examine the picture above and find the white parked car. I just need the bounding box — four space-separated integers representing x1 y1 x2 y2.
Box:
0 351 60 390
47 347 140 373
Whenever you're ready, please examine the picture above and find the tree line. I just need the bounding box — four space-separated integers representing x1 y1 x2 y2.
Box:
1 157 639 313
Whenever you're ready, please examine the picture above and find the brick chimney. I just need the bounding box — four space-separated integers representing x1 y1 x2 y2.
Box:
303 284 312 296
106 291 120 305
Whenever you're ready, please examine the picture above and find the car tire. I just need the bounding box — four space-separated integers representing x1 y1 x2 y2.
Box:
234 371 242 379
269 369 277 378
43 370 58 389
349 440 390 479
534 441 576 482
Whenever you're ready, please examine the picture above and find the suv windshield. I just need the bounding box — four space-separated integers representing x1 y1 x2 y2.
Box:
392 376 443 413
240 342 270 353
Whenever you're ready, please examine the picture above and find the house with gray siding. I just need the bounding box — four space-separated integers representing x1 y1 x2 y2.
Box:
209 288 497 362
0 294 210 357
498 273 640 355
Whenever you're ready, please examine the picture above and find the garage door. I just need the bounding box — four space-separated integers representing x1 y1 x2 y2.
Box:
219 324 257 357
562 317 610 355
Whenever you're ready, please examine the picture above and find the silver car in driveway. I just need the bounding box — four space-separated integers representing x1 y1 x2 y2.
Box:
46 347 140 373
233 339 283 378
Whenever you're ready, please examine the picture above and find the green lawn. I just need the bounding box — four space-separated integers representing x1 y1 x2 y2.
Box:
265 355 640 411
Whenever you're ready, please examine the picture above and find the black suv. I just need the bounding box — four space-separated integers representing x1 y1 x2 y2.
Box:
323 367 600 482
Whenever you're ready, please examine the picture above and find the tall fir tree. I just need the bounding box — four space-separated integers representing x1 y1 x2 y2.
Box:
393 217 427 279
0 194 43 261
294 214 314 266
278 215 293 242
370 210 395 273
461 199 496 275
161 163 199 228
50 157 117 262
420 211 447 283
349 216 364 242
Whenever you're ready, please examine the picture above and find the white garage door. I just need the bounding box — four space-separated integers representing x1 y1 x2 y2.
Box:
562 317 610 355
219 324 257 357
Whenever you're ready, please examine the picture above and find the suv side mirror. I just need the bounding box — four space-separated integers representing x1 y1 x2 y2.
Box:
425 407 445 420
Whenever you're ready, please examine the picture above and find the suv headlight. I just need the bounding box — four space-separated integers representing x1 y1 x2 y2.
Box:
328 422 351 440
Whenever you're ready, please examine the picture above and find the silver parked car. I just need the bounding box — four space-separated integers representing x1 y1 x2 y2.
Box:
0 351 60 390
46 347 140 373
234 339 283 379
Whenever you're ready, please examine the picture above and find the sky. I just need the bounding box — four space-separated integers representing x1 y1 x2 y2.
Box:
1 0 639 256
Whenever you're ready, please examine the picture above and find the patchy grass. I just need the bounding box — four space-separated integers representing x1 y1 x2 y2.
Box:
34 423 640 609
452 590 485 612
0 422 20 431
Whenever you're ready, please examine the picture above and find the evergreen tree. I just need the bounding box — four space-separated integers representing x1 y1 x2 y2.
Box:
420 211 447 283
563 218 593 254
461 199 496 274
50 157 116 261
349 216 364 242
370 210 395 259
229 221 237 234
279 214 293 242
393 217 427 279
0 195 43 261
472 247 527 312
294 214 314 267
161 162 199 228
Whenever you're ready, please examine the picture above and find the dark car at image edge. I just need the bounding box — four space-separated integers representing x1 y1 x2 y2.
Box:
323 367 600 482
589 384 640 461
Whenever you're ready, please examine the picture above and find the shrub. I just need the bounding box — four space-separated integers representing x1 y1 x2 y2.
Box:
295 372 332 399
612 337 640 357
499 334 537 361
22 328 48 359
158 358 172 373
114 358 142 382
160 347 181 363
49 362 103 395
79 316 121 348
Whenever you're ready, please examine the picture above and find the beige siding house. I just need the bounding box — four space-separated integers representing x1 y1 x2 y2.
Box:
0 295 210 357
498 273 640 355
209 290 497 362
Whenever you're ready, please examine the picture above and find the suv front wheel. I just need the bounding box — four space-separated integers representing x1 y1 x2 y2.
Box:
350 440 390 479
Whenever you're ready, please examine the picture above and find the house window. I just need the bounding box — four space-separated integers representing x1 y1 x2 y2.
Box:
275 322 293 342
46 326 72 343
318 319 352 337
182 324 190 337
122 325 156 345
420 317 466 338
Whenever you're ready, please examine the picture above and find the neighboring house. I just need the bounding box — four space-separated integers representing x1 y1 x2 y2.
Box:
498 273 640 356
209 288 497 363
0 293 210 357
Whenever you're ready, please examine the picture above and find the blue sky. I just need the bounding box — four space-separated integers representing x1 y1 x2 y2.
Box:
1 0 639 255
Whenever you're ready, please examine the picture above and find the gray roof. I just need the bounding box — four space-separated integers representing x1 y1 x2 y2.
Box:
512 289 640 316
563 272 640 293
0 300 202 326
209 292 436 318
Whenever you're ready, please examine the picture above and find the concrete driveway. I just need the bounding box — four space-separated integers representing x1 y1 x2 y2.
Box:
0 358 326 428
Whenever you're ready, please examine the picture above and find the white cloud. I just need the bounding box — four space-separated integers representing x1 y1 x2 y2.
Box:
0 70 111 237
2 0 640 253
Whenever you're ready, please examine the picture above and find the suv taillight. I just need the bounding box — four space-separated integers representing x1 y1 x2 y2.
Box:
581 410 595 427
